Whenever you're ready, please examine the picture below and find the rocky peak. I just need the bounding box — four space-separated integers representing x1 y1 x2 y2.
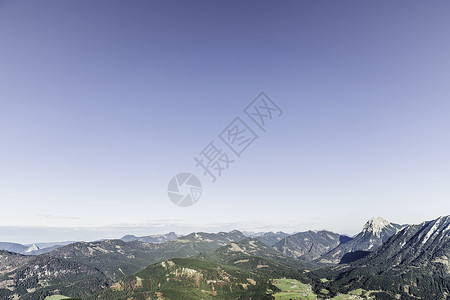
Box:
24 244 40 253
362 217 391 236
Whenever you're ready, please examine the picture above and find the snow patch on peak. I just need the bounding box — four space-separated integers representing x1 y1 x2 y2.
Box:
421 217 448 244
25 244 40 253
363 217 391 235
437 215 450 222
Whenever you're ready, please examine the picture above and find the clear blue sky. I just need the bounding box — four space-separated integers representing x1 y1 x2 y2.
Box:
1 0 449 243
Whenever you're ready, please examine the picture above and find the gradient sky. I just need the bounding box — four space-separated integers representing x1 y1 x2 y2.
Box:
1 1 450 243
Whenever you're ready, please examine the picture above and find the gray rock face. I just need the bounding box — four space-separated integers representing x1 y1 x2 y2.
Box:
273 230 351 260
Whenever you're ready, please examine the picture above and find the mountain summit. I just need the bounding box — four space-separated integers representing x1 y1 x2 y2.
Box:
24 244 40 253
362 217 393 236
319 217 403 264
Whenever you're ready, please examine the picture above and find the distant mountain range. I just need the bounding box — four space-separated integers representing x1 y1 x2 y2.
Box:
0 241 76 255
242 231 290 246
273 230 352 260
1 216 449 299
120 232 179 243
0 242 28 254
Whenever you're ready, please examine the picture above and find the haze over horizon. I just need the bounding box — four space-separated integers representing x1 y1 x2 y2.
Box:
1 215 446 245
1 0 450 243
